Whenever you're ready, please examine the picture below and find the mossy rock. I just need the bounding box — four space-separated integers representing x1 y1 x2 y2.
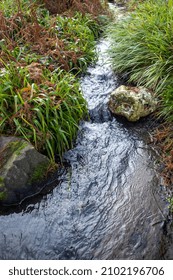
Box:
0 136 50 205
108 85 158 122
0 177 7 201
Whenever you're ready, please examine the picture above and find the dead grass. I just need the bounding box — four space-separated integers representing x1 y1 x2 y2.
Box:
0 1 105 71
0 8 44 48
41 0 107 16
153 124 173 188
0 0 106 161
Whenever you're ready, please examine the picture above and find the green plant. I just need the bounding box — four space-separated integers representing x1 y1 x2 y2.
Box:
0 6 101 73
0 0 34 17
168 196 173 212
53 13 100 72
107 0 173 121
0 0 108 164
40 0 107 16
0 63 87 161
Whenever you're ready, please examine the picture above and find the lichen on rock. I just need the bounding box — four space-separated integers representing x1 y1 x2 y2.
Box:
0 136 50 205
108 85 158 122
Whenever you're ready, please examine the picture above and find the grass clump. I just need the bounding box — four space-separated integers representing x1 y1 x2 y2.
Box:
107 0 173 208
50 13 100 72
0 0 108 162
0 4 102 73
107 0 173 121
40 0 108 16
0 64 87 161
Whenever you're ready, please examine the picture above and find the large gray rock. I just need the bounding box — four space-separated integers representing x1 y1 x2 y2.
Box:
108 85 158 121
0 136 50 205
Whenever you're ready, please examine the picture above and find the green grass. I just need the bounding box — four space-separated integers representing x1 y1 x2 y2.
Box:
107 0 173 121
0 0 33 17
0 0 108 162
0 2 103 73
168 196 173 213
0 64 87 161
51 13 100 72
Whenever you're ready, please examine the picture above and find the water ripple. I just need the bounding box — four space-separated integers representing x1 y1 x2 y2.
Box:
0 39 167 260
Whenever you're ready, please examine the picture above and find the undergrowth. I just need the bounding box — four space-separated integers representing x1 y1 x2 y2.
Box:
107 0 173 122
0 0 109 162
40 0 108 16
107 0 173 209
0 6 102 72
0 64 87 160
153 123 173 212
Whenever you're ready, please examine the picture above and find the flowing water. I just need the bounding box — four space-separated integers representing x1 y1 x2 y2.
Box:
0 38 169 260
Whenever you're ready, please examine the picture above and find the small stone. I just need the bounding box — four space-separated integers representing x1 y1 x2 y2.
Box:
108 85 158 121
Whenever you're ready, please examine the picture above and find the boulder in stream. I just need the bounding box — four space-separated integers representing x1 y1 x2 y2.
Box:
108 85 158 121
0 136 50 205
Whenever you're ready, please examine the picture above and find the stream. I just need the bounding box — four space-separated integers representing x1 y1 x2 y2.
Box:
0 36 170 259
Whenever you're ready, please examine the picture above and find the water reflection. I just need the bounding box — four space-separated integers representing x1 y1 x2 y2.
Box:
0 39 168 260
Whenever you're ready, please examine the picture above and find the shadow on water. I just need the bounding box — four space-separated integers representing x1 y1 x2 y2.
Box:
0 38 172 260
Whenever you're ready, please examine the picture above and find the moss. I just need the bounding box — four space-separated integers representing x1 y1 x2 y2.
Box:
0 191 7 201
0 177 5 189
0 140 28 168
0 177 7 201
0 176 4 185
168 197 173 213
6 141 28 156
29 162 49 184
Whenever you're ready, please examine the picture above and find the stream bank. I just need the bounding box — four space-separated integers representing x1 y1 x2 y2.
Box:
0 37 171 259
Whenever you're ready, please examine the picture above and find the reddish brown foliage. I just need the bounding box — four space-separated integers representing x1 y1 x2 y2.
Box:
0 9 43 47
41 0 106 16
0 8 81 71
153 125 173 188
0 0 104 71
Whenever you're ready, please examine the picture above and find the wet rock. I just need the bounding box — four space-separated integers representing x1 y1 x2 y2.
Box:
0 136 50 205
108 85 158 121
